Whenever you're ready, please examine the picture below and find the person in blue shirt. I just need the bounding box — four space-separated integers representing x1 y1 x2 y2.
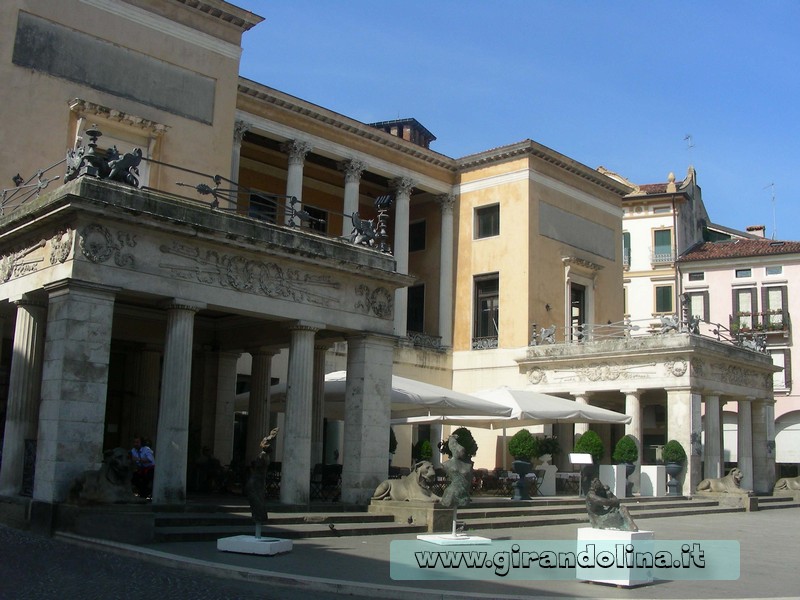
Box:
131 436 155 498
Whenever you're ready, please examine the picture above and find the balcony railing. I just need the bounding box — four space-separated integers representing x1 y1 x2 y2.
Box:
472 336 499 350
651 251 675 264
730 310 791 336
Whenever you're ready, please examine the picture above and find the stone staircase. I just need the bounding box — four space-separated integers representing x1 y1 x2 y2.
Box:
150 493 800 542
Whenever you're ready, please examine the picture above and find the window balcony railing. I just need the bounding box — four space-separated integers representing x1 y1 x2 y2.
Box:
651 251 675 264
407 331 444 350
471 336 499 350
730 310 791 336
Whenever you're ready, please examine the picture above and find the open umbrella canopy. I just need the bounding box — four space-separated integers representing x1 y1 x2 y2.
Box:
236 371 514 421
391 386 631 428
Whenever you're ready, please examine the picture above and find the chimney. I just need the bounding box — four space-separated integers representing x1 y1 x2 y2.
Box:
747 225 766 238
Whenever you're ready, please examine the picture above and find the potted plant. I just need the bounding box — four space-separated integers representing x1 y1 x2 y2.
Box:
662 439 687 496
574 430 604 495
438 427 479 459
612 435 638 496
389 427 398 464
507 429 539 500
537 435 561 465
413 439 433 462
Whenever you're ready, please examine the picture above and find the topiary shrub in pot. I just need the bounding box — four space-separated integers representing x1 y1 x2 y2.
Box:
662 439 687 496
507 429 539 500
438 427 479 459
574 430 604 496
612 435 638 496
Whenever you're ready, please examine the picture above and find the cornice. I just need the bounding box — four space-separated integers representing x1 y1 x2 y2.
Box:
237 79 458 173
456 140 633 197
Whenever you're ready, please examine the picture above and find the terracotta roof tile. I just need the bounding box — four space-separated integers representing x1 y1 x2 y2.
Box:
679 239 800 262
637 183 669 194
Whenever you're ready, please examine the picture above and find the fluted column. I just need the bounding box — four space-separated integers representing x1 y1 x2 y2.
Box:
703 393 723 480
130 345 161 447
152 300 205 505
391 177 414 337
281 140 312 226
341 334 396 504
339 159 366 236
280 322 321 504
623 389 642 493
437 193 455 347
666 387 702 494
35 281 116 503
213 351 241 466
0 297 47 496
230 119 249 196
246 347 276 463
311 343 329 466
573 392 590 436
737 398 754 491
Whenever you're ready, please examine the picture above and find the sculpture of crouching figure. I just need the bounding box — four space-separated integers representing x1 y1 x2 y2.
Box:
773 475 800 494
695 467 752 495
586 477 639 531
372 461 441 502
68 447 144 505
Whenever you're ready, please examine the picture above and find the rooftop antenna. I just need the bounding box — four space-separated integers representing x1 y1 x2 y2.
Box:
764 182 776 239
683 134 695 165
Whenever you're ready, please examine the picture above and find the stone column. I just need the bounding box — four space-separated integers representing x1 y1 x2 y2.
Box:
199 349 218 453
391 177 414 338
230 119 249 198
666 387 702 494
152 300 205 505
430 424 443 467
737 398 754 491
703 393 723 480
0 296 47 496
213 351 240 466
623 389 642 493
130 345 161 446
751 400 775 493
280 322 321 505
339 159 366 236
246 348 275 463
341 334 396 504
35 281 116 503
572 392 590 436
311 343 329 467
436 193 455 347
281 140 312 226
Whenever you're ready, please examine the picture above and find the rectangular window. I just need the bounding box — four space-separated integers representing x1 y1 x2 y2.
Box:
622 232 631 268
688 272 704 281
766 265 783 276
686 291 709 321
406 285 425 333
473 275 499 348
733 288 757 330
768 349 791 391
474 205 500 239
654 285 673 313
249 192 278 224
735 268 752 278
409 220 426 252
653 206 671 214
652 229 673 263
762 286 788 330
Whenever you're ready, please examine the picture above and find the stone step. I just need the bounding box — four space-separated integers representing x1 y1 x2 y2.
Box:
154 511 393 528
456 498 712 520
756 495 800 510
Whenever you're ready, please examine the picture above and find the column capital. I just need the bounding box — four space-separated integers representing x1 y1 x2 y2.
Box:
620 388 642 397
158 299 206 313
287 320 323 333
435 193 456 213
281 139 313 165
43 278 119 298
233 119 250 144
338 159 367 183
390 177 415 196
247 346 278 358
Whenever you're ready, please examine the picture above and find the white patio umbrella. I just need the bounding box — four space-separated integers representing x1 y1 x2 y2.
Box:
391 386 631 428
235 371 514 421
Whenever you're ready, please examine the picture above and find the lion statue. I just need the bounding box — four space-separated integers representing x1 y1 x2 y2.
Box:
371 461 441 502
773 476 800 492
68 447 144 505
695 467 751 495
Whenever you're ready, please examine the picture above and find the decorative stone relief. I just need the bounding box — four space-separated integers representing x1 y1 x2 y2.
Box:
527 367 547 385
159 242 341 308
50 230 74 264
664 359 688 377
0 240 45 282
80 223 136 266
355 285 393 319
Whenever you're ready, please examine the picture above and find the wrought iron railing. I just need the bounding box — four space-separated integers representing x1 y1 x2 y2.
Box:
472 336 498 350
730 310 791 336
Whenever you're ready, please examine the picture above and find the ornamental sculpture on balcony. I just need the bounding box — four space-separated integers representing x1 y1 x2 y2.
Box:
64 125 142 187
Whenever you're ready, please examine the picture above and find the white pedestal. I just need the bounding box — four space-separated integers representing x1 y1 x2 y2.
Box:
576 527 654 587
217 535 293 555
639 465 666 497
598 464 626 498
417 534 492 545
537 463 558 496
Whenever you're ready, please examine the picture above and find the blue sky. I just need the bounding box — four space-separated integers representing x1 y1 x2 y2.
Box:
233 1 800 241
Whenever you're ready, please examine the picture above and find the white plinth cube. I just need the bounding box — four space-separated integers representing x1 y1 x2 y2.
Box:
576 527 655 587
217 535 293 555
417 534 492 545
640 465 666 496
598 464 627 498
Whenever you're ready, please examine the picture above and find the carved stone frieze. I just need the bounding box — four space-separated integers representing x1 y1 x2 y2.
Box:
664 359 688 377
159 242 341 308
527 367 547 385
0 240 45 282
80 224 136 266
49 230 74 264
355 285 393 319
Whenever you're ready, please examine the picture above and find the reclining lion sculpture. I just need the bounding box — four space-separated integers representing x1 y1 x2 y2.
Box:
372 460 441 502
773 475 800 492
68 447 143 505
696 467 751 495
